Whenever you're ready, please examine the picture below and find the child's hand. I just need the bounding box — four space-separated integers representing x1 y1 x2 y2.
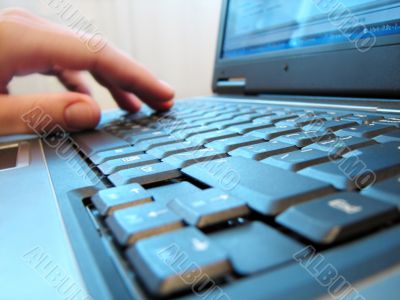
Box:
0 8 174 135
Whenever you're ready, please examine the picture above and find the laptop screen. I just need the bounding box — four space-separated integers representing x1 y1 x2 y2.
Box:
222 0 400 59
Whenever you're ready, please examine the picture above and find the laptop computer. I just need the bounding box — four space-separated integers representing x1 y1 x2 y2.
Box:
1 0 400 299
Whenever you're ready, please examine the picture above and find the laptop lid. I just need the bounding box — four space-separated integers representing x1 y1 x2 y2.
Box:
213 0 400 100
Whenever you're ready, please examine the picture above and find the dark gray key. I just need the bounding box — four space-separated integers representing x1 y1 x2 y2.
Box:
262 148 332 171
71 130 129 156
182 157 334 215
98 154 159 175
173 126 217 139
210 118 251 129
147 141 199 158
274 131 335 147
162 148 227 168
187 129 238 145
304 135 377 156
277 192 399 244
108 162 181 186
106 202 183 245
90 146 144 165
210 222 306 275
336 124 397 138
253 115 297 125
126 227 230 297
299 144 400 190
134 136 183 151
247 126 301 140
229 141 297 160
374 130 400 143
206 135 264 152
362 175 400 207
344 141 400 157
373 116 400 128
228 123 273 134
276 116 327 128
303 120 358 132
124 130 169 144
148 181 201 205
92 183 152 215
168 188 249 228
342 114 383 124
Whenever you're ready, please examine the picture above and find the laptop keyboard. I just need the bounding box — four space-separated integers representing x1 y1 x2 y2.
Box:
71 99 400 299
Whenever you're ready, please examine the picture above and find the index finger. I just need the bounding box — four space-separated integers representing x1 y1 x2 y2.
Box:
6 17 174 110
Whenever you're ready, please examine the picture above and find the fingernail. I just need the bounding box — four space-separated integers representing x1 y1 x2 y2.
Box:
64 102 98 130
159 80 175 97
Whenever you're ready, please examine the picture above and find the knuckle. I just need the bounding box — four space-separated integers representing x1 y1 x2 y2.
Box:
0 7 31 18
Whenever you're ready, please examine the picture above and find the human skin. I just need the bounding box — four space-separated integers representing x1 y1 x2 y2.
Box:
0 8 175 135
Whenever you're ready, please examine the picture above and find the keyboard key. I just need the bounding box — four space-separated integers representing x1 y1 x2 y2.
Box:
374 117 400 128
229 141 297 160
344 141 400 157
262 148 332 171
209 118 251 129
125 130 169 144
147 141 199 158
303 120 358 132
148 182 201 205
299 145 400 190
182 157 334 215
210 222 307 275
274 131 335 147
162 148 227 168
304 135 377 156
228 123 273 134
342 114 383 124
362 175 400 208
134 136 183 151
106 202 183 245
206 135 264 152
277 192 399 244
108 162 181 186
374 130 400 143
187 129 238 145
98 154 159 175
126 227 230 296
336 124 397 138
253 115 297 125
71 130 129 156
90 146 144 165
174 126 217 139
247 126 301 140
92 183 152 215
168 188 249 228
276 116 326 128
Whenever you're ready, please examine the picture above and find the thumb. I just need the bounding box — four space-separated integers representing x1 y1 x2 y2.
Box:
0 92 101 135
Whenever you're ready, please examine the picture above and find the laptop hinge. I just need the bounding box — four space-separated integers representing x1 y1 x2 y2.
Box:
216 77 246 94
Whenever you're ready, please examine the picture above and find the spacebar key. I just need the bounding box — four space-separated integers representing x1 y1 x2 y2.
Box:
182 157 334 215
71 130 129 156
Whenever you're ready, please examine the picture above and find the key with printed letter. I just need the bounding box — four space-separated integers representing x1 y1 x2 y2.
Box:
229 141 297 161
98 154 159 175
126 227 230 296
168 188 250 228
147 141 199 158
206 135 264 152
182 157 334 215
90 146 145 165
277 192 399 244
262 148 333 171
106 202 183 245
108 162 181 186
162 148 227 168
92 183 152 215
